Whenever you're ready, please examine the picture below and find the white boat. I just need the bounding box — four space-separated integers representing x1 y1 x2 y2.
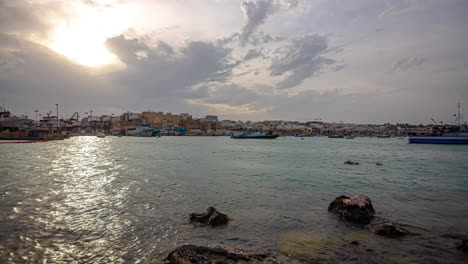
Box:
345 135 355 139
96 133 105 138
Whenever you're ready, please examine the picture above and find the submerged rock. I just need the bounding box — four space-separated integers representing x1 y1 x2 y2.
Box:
373 223 409 238
166 245 297 264
328 195 375 224
279 232 337 262
189 207 229 227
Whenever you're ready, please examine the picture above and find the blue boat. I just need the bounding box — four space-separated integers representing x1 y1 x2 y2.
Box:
231 129 279 139
409 103 468 144
408 135 468 144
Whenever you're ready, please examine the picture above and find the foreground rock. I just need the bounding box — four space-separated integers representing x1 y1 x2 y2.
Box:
167 245 298 264
189 207 229 227
328 195 375 224
373 223 410 238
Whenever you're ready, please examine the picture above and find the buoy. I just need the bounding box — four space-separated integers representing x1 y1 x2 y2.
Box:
376 162 382 166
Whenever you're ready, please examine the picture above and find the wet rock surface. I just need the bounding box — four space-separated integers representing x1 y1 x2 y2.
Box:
373 223 410 238
189 207 229 227
328 195 375 224
166 245 298 264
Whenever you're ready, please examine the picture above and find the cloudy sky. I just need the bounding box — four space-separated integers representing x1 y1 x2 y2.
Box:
1 0 467 123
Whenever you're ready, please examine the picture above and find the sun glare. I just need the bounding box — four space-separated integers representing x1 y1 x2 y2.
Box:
51 24 117 67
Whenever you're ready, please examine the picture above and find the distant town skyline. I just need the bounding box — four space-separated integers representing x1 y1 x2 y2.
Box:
1 0 467 124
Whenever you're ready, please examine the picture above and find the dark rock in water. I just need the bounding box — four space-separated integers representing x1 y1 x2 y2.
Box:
167 245 297 264
328 195 375 224
189 207 229 227
374 223 409 238
458 239 468 253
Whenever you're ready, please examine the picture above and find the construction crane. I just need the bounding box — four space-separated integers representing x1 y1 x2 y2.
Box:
431 118 443 126
70 112 80 121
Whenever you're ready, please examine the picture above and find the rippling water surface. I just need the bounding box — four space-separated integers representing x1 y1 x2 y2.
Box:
1 136 467 263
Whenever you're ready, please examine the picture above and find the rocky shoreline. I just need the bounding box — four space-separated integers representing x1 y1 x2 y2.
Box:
145 195 468 263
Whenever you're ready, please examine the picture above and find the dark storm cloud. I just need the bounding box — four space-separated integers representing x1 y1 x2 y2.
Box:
269 34 335 89
105 34 237 97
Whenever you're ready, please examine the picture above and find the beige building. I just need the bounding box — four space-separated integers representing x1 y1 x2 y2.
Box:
142 111 184 129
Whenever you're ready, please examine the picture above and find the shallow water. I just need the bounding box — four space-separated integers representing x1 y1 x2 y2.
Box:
1 136 467 263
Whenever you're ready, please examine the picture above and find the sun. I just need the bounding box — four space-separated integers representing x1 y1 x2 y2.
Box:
50 24 117 67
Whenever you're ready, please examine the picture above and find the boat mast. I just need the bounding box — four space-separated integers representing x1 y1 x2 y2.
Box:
457 102 461 127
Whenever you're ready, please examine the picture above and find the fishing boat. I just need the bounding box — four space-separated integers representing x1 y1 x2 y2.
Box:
126 124 159 137
408 134 468 144
376 135 391 138
409 103 468 144
231 129 279 139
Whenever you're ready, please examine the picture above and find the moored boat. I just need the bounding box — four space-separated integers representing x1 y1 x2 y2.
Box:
231 129 279 139
409 103 468 144
408 135 468 144
126 124 159 137
376 135 391 138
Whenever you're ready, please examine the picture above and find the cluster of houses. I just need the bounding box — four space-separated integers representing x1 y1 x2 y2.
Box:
2 107 461 138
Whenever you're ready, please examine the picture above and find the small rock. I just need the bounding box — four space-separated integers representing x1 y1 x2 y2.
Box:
328 195 375 224
167 245 297 264
374 223 409 238
189 207 229 227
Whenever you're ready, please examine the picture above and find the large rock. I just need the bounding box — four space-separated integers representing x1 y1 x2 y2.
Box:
373 223 409 238
189 207 229 227
167 245 297 264
328 195 375 224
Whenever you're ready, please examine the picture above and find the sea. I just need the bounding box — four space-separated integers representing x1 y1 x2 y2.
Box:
0 136 467 263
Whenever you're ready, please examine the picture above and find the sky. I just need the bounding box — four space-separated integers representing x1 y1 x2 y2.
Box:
0 0 467 124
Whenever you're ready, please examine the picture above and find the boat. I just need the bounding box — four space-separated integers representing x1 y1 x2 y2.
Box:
376 135 391 138
231 129 279 139
328 135 344 138
126 124 159 137
409 134 468 144
409 103 468 144
96 133 105 138
408 132 468 144
345 135 355 139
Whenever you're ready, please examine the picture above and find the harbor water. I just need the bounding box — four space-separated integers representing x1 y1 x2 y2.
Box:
1 136 467 263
